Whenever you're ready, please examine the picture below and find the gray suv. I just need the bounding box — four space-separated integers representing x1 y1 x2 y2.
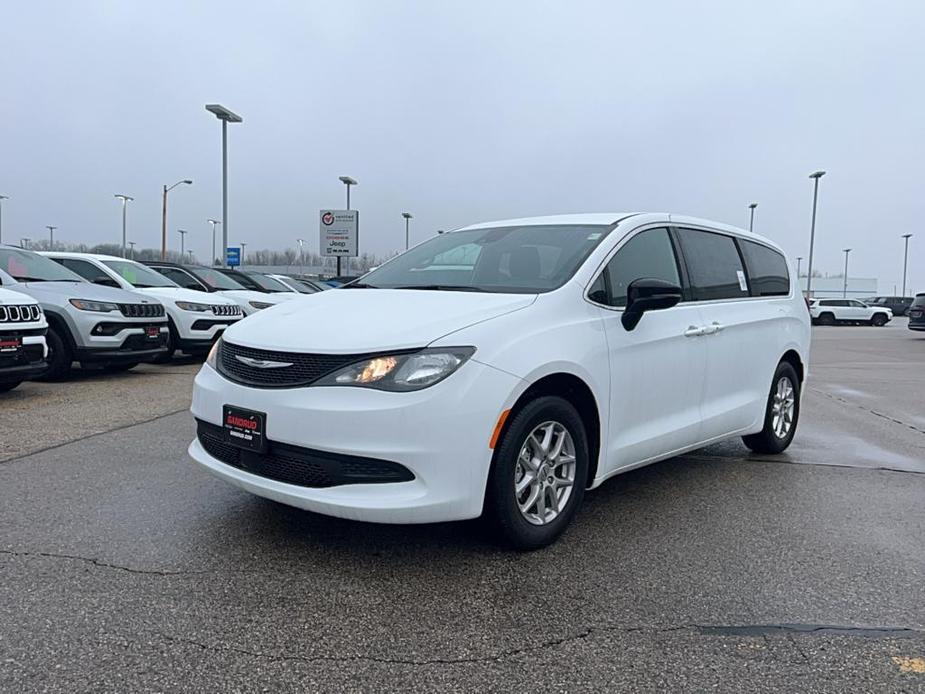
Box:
0 246 169 379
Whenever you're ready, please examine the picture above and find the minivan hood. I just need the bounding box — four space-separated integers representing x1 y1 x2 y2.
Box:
134 286 237 305
223 289 536 353
10 279 162 304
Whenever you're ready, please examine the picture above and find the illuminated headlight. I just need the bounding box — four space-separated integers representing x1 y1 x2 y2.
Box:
69 299 119 312
248 301 274 310
315 347 475 391
206 337 222 370
175 301 210 312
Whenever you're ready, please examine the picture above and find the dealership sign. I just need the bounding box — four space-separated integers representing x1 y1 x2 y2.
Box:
319 209 359 257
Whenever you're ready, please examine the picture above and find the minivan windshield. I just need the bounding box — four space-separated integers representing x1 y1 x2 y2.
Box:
102 260 177 288
357 224 613 293
0 247 85 282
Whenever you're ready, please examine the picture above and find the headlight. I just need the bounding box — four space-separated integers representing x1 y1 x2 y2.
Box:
248 301 274 310
206 337 222 369
315 347 475 391
175 301 211 312
69 299 119 312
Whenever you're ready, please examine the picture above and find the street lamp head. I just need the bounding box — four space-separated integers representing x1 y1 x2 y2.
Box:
748 203 758 210
339 176 358 186
208 218 221 225
0 195 9 201
205 104 243 123
843 248 852 253
114 194 134 202
902 233 913 239
402 212 413 219
809 170 826 179
182 179 192 185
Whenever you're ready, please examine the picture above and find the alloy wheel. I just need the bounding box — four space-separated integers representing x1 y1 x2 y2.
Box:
514 421 577 525
771 376 795 439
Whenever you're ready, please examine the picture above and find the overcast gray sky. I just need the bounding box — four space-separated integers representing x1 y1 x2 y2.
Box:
2 1 923 290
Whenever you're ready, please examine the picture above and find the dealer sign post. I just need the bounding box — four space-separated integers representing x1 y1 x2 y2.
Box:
319 209 358 278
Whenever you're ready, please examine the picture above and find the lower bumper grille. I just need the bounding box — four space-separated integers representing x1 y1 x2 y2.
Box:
196 419 415 488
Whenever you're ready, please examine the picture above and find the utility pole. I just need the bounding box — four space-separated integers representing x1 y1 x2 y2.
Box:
114 194 133 257
338 176 357 278
177 229 188 259
842 248 851 298
240 242 247 267
128 241 136 260
805 170 826 298
46 225 57 250
748 202 757 233
402 212 413 250
901 234 913 297
208 219 221 266
161 180 192 259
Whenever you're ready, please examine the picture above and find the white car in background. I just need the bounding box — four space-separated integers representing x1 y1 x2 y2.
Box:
809 298 892 326
0 286 48 392
43 252 244 359
266 274 330 294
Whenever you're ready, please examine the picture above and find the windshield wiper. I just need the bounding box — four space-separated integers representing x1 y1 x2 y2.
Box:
394 284 486 292
341 282 378 289
16 277 76 282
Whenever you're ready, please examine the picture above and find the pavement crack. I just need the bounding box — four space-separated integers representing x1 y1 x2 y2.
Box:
694 623 924 638
809 387 925 436
0 549 211 577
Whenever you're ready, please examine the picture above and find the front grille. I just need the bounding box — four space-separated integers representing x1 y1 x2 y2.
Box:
121 331 168 351
0 304 41 323
218 341 367 388
211 304 241 316
196 419 414 488
118 303 165 318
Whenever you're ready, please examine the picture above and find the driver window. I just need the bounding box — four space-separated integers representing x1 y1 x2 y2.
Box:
593 228 680 307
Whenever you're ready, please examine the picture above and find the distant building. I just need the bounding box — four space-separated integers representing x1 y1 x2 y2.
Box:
799 276 878 299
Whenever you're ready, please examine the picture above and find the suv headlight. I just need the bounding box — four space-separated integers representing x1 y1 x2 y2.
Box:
69 299 119 312
248 300 274 310
175 301 210 312
315 347 475 391
206 337 222 369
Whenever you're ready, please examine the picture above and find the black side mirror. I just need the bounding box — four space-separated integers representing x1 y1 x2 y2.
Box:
93 277 121 289
622 278 682 331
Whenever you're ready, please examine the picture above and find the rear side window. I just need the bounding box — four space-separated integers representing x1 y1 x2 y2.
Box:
59 258 112 285
676 228 749 301
591 228 681 307
739 240 790 296
913 295 925 308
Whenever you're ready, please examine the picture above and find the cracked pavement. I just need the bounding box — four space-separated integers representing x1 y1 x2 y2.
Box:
1 323 924 692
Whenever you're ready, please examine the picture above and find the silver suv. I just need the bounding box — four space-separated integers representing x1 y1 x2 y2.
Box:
0 246 169 379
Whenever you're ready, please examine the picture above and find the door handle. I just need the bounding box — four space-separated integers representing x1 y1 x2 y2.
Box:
709 321 724 333
683 326 703 337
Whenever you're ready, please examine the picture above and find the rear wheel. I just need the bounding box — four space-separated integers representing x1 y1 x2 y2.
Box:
484 396 588 550
742 362 800 454
0 380 22 393
817 312 835 326
870 313 888 327
36 327 72 381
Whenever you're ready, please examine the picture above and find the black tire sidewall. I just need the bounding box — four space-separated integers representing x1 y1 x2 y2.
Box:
41 327 72 380
485 396 589 550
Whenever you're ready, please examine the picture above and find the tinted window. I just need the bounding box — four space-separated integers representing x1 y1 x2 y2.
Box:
103 260 176 288
157 267 206 291
676 229 749 301
913 295 925 307
592 228 680 307
739 240 790 296
849 300 866 307
59 259 117 286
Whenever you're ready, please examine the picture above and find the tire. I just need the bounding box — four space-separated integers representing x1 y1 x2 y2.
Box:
484 396 589 550
817 312 835 326
742 361 801 454
870 313 888 327
0 380 22 393
153 321 177 363
104 362 140 373
36 327 73 381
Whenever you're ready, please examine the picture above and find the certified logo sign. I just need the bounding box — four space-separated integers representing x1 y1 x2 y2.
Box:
322 211 335 226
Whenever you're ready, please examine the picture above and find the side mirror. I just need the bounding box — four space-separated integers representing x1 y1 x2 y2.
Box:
93 277 121 289
622 278 682 331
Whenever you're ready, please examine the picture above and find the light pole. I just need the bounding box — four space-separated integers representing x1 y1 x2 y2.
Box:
128 241 136 260
0 195 8 245
901 234 913 297
177 229 188 259
842 248 851 298
796 256 803 278
208 219 221 266
297 238 305 277
21 238 30 249
187 250 195 263
206 104 243 267
748 203 757 233
805 170 826 298
161 179 192 260
402 212 413 250
338 176 357 277
114 194 133 257
46 225 57 250
240 242 247 267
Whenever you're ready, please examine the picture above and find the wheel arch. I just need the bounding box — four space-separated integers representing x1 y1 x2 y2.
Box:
780 348 805 384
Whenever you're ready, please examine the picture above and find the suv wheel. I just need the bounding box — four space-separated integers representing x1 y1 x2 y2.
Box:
153 320 177 363
0 380 22 393
484 396 588 550
37 327 73 381
870 313 888 327
817 312 835 326
742 361 801 454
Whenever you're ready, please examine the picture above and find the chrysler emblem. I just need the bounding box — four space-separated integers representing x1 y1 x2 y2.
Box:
235 355 293 369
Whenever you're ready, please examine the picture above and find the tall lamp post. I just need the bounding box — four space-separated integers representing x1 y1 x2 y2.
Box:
161 179 192 259
297 238 305 277
0 195 8 245
338 176 357 277
128 241 136 260
177 229 188 259
748 202 758 233
114 194 134 257
187 250 195 263
402 212 413 250
805 170 826 298
208 219 221 266
46 226 57 251
240 242 247 267
796 256 803 278
842 248 851 298
901 234 913 297
21 238 30 249
205 104 243 267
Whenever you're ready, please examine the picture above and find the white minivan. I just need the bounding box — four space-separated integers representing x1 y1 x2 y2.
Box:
190 213 810 548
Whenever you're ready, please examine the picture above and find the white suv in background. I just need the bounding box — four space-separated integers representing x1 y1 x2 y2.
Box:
44 252 243 359
809 298 892 326
0 286 48 392
190 213 810 549
0 246 168 379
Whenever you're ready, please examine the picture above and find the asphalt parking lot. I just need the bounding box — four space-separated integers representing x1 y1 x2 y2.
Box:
2 322 924 692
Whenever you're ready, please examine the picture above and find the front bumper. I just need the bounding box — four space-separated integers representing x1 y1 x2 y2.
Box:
76 325 169 363
189 358 523 523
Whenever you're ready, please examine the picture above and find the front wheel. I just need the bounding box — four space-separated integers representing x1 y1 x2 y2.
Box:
36 327 72 381
870 313 889 327
816 312 835 326
742 362 801 454
484 396 589 550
